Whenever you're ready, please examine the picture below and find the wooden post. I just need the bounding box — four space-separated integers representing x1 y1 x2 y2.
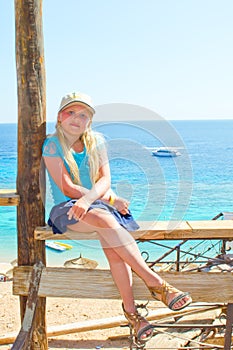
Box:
224 303 233 350
15 0 47 349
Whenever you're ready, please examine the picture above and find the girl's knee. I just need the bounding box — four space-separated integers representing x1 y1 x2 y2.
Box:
87 209 120 229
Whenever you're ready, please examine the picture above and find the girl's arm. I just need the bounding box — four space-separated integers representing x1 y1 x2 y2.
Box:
44 144 129 220
43 156 89 198
43 144 111 202
67 146 111 220
83 162 111 204
68 160 129 220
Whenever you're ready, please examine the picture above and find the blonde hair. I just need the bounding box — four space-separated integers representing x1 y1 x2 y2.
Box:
56 122 100 185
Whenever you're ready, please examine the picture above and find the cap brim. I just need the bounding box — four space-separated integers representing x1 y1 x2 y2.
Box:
59 101 95 114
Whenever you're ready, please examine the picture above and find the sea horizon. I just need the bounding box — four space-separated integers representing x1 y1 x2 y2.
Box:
1 118 233 124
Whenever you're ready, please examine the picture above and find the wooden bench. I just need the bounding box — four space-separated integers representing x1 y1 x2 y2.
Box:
13 220 233 349
33 219 233 302
2 192 233 348
12 219 233 303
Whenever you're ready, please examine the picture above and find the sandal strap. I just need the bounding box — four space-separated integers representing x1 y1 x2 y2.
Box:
149 281 192 311
161 281 179 304
168 292 190 310
149 280 176 303
137 323 154 341
122 304 154 342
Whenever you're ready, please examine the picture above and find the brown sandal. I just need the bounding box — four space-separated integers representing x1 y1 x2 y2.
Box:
122 303 154 344
148 280 192 311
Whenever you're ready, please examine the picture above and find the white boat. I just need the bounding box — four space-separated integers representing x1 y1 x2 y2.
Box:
54 241 73 250
152 147 181 157
45 241 67 252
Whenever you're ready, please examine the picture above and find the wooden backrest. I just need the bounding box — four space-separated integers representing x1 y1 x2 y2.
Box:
13 265 233 303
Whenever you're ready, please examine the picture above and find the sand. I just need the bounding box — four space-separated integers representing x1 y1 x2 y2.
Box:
0 281 132 350
0 277 225 349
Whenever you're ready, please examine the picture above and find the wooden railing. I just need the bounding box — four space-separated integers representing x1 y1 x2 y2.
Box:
12 219 233 304
0 190 19 206
15 221 233 350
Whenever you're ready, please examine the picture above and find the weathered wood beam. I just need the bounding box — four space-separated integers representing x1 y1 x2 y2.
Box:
34 220 233 241
0 190 19 206
13 266 233 303
14 0 47 348
11 262 44 350
0 305 221 345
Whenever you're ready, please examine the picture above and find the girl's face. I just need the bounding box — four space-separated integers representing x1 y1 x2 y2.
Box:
58 104 92 137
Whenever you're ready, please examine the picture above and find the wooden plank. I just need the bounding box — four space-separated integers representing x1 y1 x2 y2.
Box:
0 305 220 344
188 220 233 238
13 266 233 303
136 220 192 239
0 190 19 206
11 262 44 350
35 225 99 240
35 220 233 241
34 221 192 240
46 305 218 337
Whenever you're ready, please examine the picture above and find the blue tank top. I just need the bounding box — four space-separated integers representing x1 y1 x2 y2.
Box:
43 134 98 205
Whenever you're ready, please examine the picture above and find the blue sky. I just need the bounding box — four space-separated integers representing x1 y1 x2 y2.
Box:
0 0 233 123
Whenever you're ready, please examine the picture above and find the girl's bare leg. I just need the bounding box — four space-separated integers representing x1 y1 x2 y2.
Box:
102 245 134 310
102 246 153 338
67 209 190 309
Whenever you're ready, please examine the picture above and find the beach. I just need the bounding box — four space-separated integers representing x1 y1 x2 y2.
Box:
0 279 226 350
0 280 132 350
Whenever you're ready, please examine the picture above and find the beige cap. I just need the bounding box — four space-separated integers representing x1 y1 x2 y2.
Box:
58 92 95 114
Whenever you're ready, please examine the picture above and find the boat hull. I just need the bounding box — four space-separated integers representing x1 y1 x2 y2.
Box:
152 150 180 157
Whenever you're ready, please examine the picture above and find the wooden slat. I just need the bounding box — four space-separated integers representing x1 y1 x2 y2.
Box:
0 190 19 206
44 305 216 336
34 220 233 241
0 305 219 344
188 220 233 236
13 266 233 303
11 262 44 350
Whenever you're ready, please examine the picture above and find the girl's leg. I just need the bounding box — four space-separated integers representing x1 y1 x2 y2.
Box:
68 209 191 309
68 210 162 285
99 242 154 339
102 245 134 311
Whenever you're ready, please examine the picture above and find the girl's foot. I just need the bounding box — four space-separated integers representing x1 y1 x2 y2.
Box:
148 280 192 311
122 303 154 343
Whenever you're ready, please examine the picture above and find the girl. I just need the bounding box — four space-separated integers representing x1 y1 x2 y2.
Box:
43 92 192 345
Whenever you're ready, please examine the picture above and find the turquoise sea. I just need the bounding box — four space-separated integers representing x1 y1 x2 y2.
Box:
0 120 232 267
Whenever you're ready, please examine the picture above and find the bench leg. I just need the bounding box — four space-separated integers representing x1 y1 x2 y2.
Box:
12 261 44 350
224 303 233 350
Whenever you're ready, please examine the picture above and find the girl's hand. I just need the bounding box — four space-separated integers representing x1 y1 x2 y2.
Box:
67 197 90 221
113 197 129 215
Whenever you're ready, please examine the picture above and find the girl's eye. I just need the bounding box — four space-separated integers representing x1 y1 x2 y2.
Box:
65 110 90 120
80 113 87 119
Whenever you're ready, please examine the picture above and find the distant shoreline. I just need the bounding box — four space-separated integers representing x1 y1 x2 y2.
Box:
1 118 233 125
